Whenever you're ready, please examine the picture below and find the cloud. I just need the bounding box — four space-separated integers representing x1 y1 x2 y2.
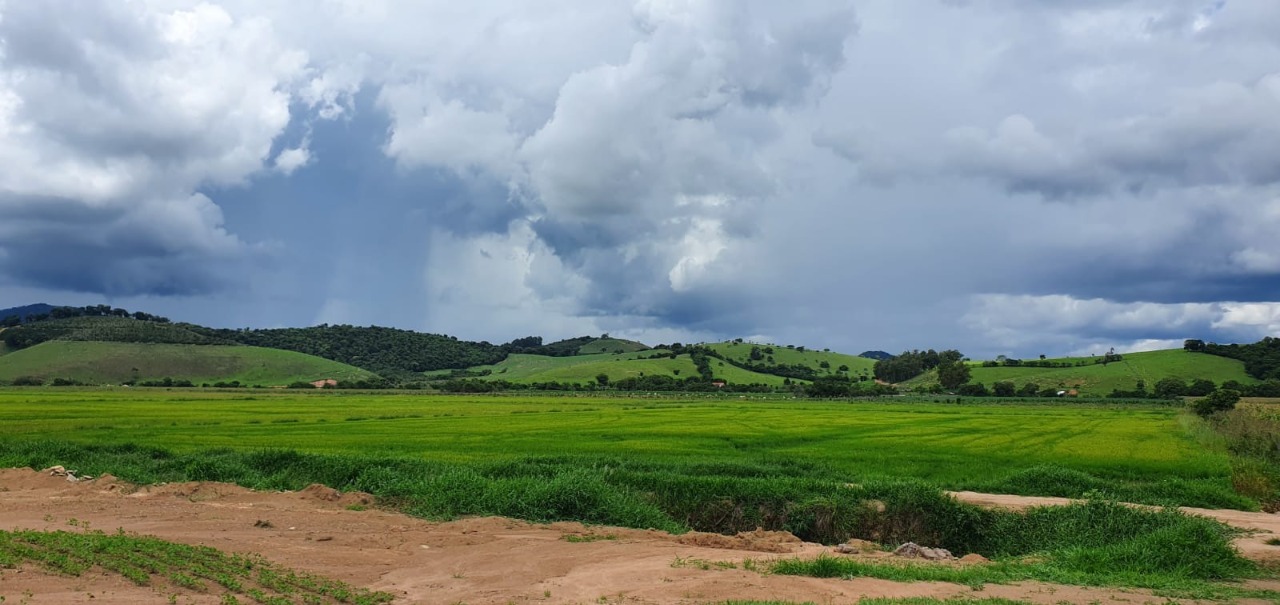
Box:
964 293 1280 356
371 0 858 322
0 0 309 295
947 74 1280 197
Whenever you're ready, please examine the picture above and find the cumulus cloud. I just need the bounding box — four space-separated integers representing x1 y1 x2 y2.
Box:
0 0 309 295
372 0 857 322
947 74 1280 197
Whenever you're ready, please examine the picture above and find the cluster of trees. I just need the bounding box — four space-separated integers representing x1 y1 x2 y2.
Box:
502 335 598 357
191 325 507 376
1 316 223 350
802 376 897 398
1201 337 1280 380
873 349 964 383
434 376 778 394
1 305 170 327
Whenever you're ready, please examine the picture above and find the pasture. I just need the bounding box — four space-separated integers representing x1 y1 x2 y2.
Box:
0 389 1233 503
0 341 375 386
706 342 878 377
441 351 790 385
907 350 1257 396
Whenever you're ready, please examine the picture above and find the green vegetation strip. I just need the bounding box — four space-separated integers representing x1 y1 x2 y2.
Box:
0 390 1249 509
0 528 392 605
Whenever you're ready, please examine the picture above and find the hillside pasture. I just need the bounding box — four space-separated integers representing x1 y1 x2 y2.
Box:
575 337 649 355
908 350 1257 396
0 341 375 386
445 351 789 385
706 341 878 377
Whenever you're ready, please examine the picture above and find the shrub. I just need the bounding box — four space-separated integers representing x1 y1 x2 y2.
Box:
11 376 44 386
1193 389 1240 417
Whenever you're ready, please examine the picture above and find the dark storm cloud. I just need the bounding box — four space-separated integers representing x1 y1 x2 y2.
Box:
7 0 1280 356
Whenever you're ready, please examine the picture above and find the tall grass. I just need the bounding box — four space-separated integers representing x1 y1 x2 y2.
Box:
1204 406 1280 510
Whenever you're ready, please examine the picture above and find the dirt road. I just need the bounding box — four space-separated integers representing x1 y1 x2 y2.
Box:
0 469 1274 605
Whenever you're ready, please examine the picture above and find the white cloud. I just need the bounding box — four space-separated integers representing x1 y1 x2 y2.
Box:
0 0 311 294
273 142 311 175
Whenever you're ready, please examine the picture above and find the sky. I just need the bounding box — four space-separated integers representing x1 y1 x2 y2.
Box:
2 0 1280 359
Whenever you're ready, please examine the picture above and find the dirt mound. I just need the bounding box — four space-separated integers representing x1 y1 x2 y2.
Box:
675 527 804 552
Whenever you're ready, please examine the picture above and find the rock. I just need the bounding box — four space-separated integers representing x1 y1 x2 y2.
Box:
835 539 881 554
43 465 67 476
893 542 954 560
919 547 953 560
893 542 923 558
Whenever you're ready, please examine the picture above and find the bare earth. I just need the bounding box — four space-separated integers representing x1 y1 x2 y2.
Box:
2 469 1277 605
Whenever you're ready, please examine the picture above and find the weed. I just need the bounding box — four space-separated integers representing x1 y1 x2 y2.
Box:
561 533 616 543
0 529 392 605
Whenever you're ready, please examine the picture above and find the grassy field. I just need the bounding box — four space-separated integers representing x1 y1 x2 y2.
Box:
706 342 878 377
0 341 376 386
0 388 1266 595
446 352 789 385
0 389 1235 502
905 350 1257 396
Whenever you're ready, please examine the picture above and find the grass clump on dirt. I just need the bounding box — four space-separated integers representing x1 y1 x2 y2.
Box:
771 499 1262 597
0 528 392 605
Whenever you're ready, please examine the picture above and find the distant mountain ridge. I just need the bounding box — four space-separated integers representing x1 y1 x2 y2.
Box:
0 303 56 322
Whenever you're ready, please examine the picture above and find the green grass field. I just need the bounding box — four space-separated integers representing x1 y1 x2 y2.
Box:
905 350 1257 396
0 341 375 386
0 389 1232 498
706 342 878 377
0 388 1265 594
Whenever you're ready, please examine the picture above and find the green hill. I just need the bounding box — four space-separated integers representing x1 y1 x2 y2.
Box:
904 349 1258 396
705 341 877 380
0 316 226 349
0 341 376 386
435 350 790 386
575 337 650 355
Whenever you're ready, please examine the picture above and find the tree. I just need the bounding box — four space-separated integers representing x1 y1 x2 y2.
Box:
936 361 971 390
1187 378 1216 396
1017 382 1040 397
596 373 609 387
1193 389 1240 417
1183 339 1206 352
993 381 1016 397
1153 377 1188 399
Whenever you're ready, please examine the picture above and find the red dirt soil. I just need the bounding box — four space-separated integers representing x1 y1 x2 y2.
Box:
1 469 1276 605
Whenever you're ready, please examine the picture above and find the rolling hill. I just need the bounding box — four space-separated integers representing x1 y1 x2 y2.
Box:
433 350 791 386
0 303 56 322
904 349 1258 396
575 337 650 355
705 341 878 379
0 341 376 386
